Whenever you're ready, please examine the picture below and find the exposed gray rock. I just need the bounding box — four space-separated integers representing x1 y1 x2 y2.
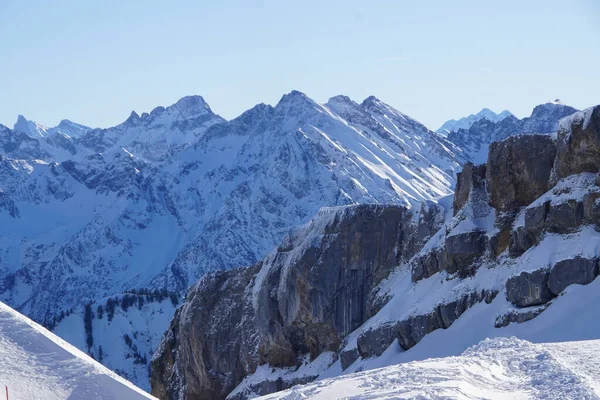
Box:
410 248 446 282
553 106 600 181
487 135 556 212
356 323 398 359
505 270 555 307
396 290 497 350
546 200 584 233
583 191 600 226
339 348 360 371
152 204 434 400
445 230 488 277
509 226 535 257
547 257 599 296
453 163 486 215
495 304 549 328
0 191 19 218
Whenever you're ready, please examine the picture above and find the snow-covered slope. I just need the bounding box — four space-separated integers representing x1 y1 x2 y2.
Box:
436 108 513 135
0 91 463 389
0 300 155 400
259 336 600 400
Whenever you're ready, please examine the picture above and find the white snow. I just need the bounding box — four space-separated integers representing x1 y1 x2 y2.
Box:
259 336 600 400
0 301 155 400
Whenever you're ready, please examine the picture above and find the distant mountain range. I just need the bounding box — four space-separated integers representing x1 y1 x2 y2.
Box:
436 108 514 135
441 100 579 164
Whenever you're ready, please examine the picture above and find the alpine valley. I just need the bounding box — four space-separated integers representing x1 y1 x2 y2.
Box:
2 91 599 400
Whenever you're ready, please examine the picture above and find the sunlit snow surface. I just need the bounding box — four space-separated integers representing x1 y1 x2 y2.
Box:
0 301 155 400
259 337 600 400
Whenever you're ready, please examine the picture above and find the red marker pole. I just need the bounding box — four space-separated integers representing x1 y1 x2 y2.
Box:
5 385 8 400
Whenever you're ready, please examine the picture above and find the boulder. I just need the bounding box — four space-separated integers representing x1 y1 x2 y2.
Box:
546 200 584 233
411 248 446 282
444 230 488 277
339 348 360 371
553 106 600 181
508 226 535 257
505 270 554 307
547 257 599 296
396 313 437 350
487 135 556 212
356 323 398 358
495 305 548 328
583 191 600 226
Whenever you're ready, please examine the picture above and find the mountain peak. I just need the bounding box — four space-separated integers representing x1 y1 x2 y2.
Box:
275 90 319 114
361 95 382 107
13 115 47 138
124 111 141 126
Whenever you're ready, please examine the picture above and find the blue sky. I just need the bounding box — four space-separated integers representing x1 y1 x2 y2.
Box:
1 0 598 131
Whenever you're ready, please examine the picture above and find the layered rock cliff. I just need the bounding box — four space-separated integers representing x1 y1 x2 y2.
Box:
150 203 445 399
152 105 600 400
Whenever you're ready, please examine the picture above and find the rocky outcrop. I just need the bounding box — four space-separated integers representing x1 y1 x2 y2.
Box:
505 270 554 308
356 323 398 359
547 257 598 296
495 304 549 328
444 231 488 277
505 257 600 309
396 290 497 350
553 106 600 181
453 163 486 215
487 135 556 212
151 204 438 400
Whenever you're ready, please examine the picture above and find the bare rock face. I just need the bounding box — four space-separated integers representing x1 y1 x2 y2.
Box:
487 135 556 212
396 290 497 350
151 204 435 400
453 163 486 215
506 270 554 307
356 323 398 359
553 106 600 181
444 231 488 277
547 257 599 296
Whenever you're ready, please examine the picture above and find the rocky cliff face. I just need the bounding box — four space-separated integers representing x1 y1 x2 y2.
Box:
152 105 600 400
150 204 444 400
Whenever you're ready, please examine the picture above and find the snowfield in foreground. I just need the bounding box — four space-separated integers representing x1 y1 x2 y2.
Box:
0 301 154 400
259 337 600 400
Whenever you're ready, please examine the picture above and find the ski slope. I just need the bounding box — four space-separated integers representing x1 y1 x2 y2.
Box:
0 301 154 400
259 337 600 400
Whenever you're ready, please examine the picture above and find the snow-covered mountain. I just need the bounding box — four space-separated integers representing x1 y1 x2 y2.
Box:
436 107 513 135
0 91 464 389
14 114 92 139
446 100 578 164
0 300 155 400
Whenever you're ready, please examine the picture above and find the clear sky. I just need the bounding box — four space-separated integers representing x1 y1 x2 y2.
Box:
1 0 599 131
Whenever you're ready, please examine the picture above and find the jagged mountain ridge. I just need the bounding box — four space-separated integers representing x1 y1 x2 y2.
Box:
446 100 579 164
151 105 600 400
14 114 93 139
0 91 463 388
436 107 513 135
